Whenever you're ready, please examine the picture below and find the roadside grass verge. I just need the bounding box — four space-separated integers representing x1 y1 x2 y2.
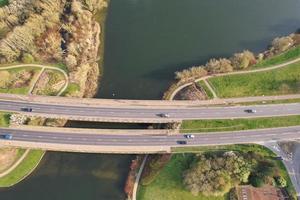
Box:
137 154 229 200
253 46 300 69
208 61 300 98
0 149 26 174
0 150 45 187
180 115 300 133
0 112 10 127
197 80 214 99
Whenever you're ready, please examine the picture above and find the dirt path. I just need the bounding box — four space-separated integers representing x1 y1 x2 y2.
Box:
132 155 148 200
0 64 69 96
170 56 300 100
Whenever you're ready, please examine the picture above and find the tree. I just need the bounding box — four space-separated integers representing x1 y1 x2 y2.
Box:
249 175 264 187
175 66 207 82
183 152 250 196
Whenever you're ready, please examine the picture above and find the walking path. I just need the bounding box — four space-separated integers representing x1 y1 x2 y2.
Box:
0 64 69 96
132 155 148 200
0 149 30 178
169 56 300 100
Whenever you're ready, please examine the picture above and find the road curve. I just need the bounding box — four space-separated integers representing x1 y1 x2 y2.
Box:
0 126 300 153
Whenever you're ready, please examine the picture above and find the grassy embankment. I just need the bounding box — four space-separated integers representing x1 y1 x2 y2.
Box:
197 80 214 99
253 45 300 69
207 60 300 98
0 150 44 187
181 115 300 133
138 144 296 200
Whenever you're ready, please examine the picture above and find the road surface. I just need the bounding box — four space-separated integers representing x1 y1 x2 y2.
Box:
1 98 300 123
1 126 300 153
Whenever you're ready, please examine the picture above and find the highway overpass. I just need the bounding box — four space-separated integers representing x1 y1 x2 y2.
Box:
0 126 300 153
1 94 300 123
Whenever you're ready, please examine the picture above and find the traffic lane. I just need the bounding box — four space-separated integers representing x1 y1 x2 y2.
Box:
0 100 300 119
1 126 300 146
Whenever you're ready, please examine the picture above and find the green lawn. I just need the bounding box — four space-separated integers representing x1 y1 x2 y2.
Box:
138 154 229 200
181 115 300 133
208 61 300 98
0 112 10 127
0 150 45 187
62 83 80 96
253 46 300 69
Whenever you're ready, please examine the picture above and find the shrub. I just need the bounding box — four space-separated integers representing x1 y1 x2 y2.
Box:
175 66 207 82
271 36 294 54
231 50 256 70
21 53 34 63
205 58 233 74
275 176 287 188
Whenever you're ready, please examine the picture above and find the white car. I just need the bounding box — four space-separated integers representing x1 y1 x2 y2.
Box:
184 134 195 139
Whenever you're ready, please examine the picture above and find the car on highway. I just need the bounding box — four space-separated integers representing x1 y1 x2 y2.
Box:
2 134 12 140
244 109 256 113
21 107 33 112
177 140 187 145
184 134 195 139
157 113 170 118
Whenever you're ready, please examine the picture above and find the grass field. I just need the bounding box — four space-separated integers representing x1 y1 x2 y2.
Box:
180 115 300 133
137 154 229 200
0 150 45 187
208 61 300 98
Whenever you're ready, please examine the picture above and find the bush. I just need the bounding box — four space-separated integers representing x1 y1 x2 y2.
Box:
205 58 233 74
249 175 264 187
175 66 207 82
271 36 294 54
21 53 34 63
275 176 287 188
231 50 256 70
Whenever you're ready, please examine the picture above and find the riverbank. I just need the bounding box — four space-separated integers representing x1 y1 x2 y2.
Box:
166 33 300 100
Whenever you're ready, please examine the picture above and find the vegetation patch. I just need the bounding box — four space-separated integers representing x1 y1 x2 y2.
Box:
197 81 214 99
208 61 300 98
138 145 296 200
0 0 8 7
0 112 10 127
62 83 80 96
0 150 44 187
32 69 66 96
253 46 300 68
181 115 300 133
0 67 41 94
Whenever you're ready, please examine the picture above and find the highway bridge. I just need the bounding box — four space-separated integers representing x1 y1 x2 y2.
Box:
1 94 300 123
0 126 300 153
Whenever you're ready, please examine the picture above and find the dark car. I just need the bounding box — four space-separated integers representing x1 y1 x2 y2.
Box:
3 134 12 140
177 140 187 145
244 109 256 113
21 107 33 112
157 113 170 118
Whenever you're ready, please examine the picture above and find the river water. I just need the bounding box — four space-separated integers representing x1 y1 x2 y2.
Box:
2 0 300 200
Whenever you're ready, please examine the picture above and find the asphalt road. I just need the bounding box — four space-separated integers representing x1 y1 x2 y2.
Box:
1 99 300 122
1 126 300 149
